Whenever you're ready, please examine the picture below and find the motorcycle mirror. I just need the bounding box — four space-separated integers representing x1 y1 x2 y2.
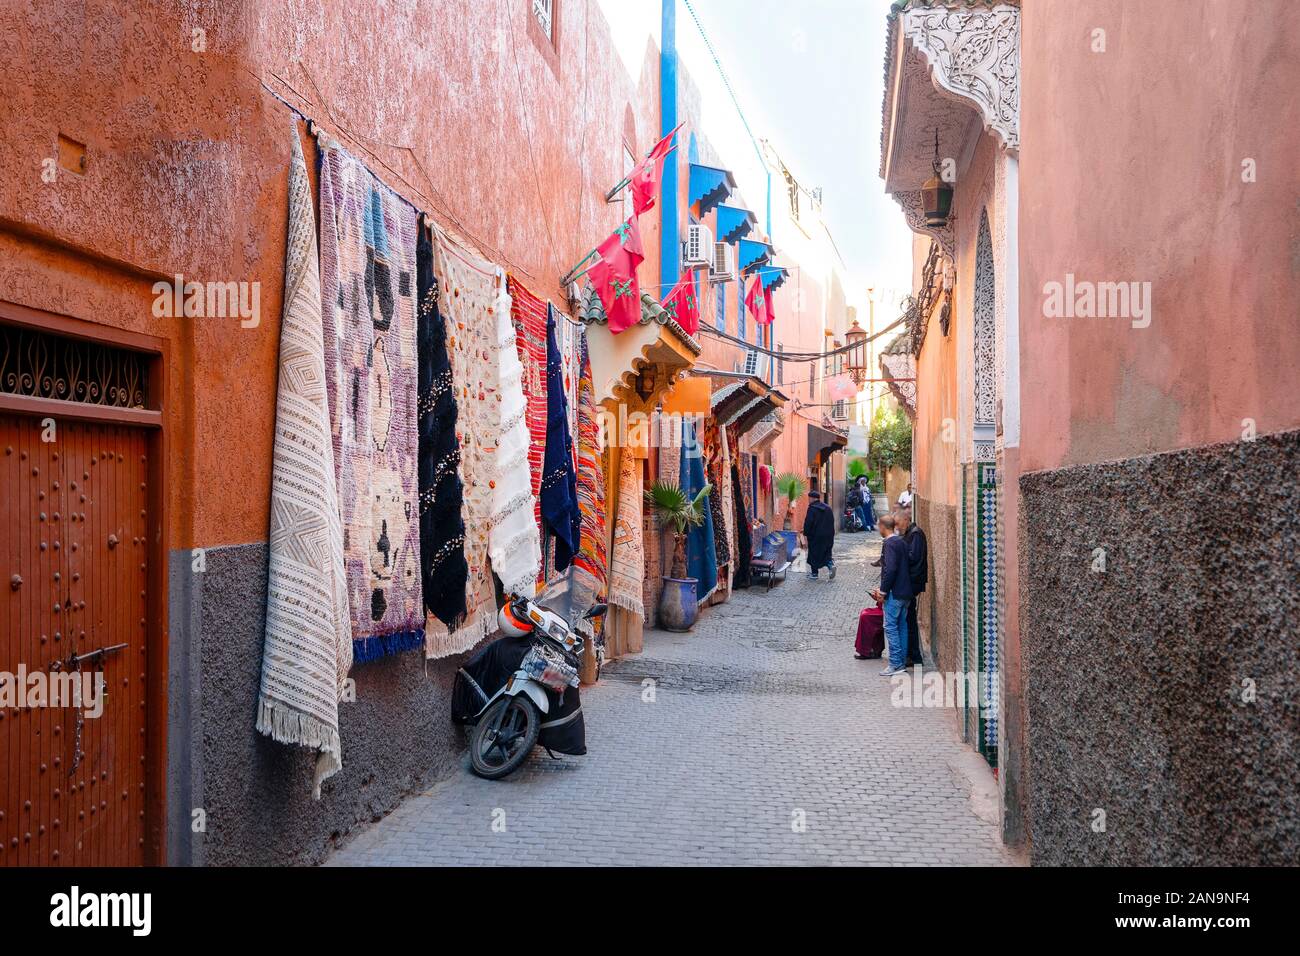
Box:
584 603 608 619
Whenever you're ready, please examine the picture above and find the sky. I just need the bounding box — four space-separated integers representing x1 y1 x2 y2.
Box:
597 0 915 310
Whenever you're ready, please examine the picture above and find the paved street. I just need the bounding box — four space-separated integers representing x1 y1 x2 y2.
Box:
326 531 1020 866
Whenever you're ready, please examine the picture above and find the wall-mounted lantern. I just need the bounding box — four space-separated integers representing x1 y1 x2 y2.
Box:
634 363 658 401
844 319 868 386
921 129 954 228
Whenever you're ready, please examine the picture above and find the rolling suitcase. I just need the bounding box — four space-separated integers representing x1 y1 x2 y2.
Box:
855 605 884 658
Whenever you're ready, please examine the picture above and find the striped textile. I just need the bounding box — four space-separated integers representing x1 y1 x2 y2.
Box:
258 129 352 798
571 330 607 639
507 275 548 537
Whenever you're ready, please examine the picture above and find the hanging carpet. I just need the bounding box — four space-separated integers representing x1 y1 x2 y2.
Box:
258 130 353 798
608 450 645 617
318 140 423 663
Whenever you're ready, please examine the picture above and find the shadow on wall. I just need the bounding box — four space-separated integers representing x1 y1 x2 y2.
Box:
188 543 470 867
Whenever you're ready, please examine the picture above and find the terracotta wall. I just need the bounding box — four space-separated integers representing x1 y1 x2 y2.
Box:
0 0 660 550
1018 0 1300 472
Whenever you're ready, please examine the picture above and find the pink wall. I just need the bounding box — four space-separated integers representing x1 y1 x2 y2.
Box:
1018 0 1300 473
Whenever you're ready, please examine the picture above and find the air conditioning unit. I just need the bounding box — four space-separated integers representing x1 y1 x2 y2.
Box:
683 223 714 268
709 242 735 284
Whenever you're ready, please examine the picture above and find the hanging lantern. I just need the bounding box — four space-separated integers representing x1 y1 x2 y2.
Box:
921 129 953 228
844 319 868 387
634 363 658 401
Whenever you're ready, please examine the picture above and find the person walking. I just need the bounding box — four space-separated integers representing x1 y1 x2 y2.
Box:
897 508 929 667
871 513 914 676
802 489 836 580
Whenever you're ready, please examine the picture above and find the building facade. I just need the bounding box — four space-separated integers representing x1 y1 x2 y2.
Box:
881 0 1299 863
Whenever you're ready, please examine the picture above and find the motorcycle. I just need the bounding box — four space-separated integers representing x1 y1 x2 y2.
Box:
843 505 863 532
451 572 607 780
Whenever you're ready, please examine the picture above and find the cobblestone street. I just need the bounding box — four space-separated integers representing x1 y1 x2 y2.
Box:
327 531 1020 866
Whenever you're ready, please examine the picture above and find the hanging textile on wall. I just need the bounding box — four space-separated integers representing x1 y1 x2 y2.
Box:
507 275 548 535
679 419 718 601
718 424 735 591
429 231 540 656
541 304 582 572
702 418 730 572
258 130 352 798
558 311 581 439
731 458 753 589
608 451 645 617
657 410 682 487
416 227 469 632
318 141 423 662
572 329 608 639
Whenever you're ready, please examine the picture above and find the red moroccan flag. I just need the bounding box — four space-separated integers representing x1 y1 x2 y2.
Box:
629 122 684 216
661 272 700 335
746 273 772 327
590 216 645 334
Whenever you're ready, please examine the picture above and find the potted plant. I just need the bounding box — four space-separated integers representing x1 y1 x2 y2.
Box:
645 479 712 632
774 472 807 557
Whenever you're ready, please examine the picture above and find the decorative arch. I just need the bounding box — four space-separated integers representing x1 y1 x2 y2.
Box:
973 207 996 461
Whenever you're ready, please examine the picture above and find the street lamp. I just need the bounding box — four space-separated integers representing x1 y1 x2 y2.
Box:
844 319 868 387
921 129 954 227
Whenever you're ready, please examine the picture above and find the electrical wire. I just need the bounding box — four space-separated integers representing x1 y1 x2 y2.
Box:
696 314 908 361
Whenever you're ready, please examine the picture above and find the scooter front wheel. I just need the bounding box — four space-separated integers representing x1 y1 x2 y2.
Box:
469 695 540 780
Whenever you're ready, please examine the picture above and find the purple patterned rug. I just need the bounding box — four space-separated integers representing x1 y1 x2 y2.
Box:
318 142 424 661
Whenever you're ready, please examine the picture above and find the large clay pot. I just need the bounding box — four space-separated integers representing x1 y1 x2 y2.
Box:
657 577 699 632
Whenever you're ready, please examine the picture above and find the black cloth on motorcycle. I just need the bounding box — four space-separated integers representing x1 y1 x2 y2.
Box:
450 634 587 755
802 499 836 571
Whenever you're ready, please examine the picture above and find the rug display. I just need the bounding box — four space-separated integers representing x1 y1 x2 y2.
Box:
680 419 718 601
258 130 353 798
731 458 753 589
507 274 548 536
607 450 645 617
718 424 735 590
416 226 469 631
429 230 540 656
571 330 607 640
540 304 581 571
318 140 424 662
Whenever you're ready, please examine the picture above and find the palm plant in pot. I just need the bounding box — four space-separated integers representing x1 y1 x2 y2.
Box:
645 479 712 632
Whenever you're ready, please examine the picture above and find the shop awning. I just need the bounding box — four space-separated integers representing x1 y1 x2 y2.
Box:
808 424 847 465
715 204 755 244
747 409 785 452
758 265 788 292
738 238 773 272
689 163 736 214
703 372 788 435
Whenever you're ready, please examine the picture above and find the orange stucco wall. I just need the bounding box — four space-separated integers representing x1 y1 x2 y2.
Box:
1018 0 1300 473
0 0 658 550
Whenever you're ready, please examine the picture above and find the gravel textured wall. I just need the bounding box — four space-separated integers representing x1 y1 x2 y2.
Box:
176 543 473 866
915 497 961 675
1020 429 1299 865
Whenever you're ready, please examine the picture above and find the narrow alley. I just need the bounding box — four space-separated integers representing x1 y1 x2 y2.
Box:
327 531 1017 867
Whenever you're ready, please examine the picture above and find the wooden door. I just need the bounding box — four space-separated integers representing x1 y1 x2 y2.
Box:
1 415 150 865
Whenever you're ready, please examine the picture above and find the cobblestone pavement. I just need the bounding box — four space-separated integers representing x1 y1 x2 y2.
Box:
326 531 1021 866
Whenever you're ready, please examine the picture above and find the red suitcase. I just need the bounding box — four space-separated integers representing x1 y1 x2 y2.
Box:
855 605 884 658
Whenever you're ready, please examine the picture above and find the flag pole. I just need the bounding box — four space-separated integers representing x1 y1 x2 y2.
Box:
604 142 680 203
